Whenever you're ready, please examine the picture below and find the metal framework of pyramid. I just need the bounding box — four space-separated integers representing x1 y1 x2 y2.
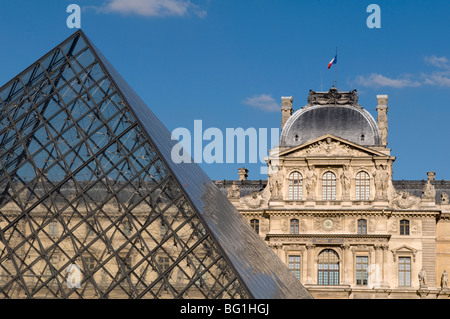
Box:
0 30 311 299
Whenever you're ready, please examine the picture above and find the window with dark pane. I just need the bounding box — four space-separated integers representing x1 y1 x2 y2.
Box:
400 219 410 235
357 219 367 234
250 219 259 234
290 218 299 234
288 255 301 280
356 256 368 285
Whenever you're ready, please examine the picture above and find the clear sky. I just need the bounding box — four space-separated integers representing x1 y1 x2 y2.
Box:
1 0 450 181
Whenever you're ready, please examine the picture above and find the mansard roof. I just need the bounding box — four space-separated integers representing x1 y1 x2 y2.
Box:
280 88 381 148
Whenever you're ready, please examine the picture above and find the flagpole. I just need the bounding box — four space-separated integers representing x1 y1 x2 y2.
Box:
335 47 337 89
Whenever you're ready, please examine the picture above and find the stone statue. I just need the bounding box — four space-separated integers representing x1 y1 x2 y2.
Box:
340 165 352 198
305 166 318 200
373 165 389 200
442 270 448 289
422 180 436 201
418 268 427 287
227 181 240 199
269 174 282 199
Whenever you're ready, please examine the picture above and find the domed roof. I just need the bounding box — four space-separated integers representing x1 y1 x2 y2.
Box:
280 88 381 147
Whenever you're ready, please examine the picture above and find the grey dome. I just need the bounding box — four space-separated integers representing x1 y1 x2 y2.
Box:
280 89 381 147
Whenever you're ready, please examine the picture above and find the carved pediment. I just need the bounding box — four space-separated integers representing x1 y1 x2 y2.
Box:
391 244 418 262
280 135 383 158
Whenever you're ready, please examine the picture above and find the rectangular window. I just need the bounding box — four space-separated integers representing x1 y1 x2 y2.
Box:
356 256 369 285
159 256 170 272
84 256 96 271
400 220 410 235
398 257 411 287
288 255 301 280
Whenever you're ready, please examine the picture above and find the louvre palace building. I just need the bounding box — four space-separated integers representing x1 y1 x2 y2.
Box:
215 88 450 299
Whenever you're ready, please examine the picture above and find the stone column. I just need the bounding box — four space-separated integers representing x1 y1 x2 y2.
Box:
374 244 383 287
305 244 315 284
376 95 388 146
342 244 353 285
281 96 293 130
381 244 390 288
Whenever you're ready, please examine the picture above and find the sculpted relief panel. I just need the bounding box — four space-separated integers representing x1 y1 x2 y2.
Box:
290 139 368 157
391 191 421 209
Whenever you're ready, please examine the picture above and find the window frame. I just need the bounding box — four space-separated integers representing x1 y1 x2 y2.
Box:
398 256 411 287
317 249 340 286
290 218 299 234
355 171 370 201
322 171 336 200
288 171 303 200
357 219 368 235
400 219 410 235
355 255 369 286
250 219 260 234
288 255 301 281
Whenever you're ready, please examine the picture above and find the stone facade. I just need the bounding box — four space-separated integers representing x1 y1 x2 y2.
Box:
215 89 450 299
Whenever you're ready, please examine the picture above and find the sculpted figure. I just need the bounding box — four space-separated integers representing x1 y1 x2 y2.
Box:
340 165 352 197
373 165 389 200
269 174 282 199
305 166 317 199
422 180 436 201
442 270 448 289
418 268 427 287
227 181 240 199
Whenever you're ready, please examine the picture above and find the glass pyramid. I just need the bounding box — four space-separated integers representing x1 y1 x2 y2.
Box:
0 30 311 299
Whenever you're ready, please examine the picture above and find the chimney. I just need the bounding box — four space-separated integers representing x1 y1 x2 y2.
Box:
238 168 248 181
376 95 388 146
281 96 293 129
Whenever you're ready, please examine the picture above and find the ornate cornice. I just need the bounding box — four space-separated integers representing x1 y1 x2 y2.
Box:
266 233 391 240
241 209 440 218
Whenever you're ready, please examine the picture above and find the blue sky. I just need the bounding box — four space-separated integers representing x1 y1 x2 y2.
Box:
1 0 450 181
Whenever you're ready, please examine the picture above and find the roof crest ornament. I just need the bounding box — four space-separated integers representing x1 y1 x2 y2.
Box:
307 87 359 106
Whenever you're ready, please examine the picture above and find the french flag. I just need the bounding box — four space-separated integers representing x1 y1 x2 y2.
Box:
328 55 337 69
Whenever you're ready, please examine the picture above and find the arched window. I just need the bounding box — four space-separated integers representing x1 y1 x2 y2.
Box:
250 219 259 234
290 219 299 234
356 171 370 200
322 171 336 200
357 219 367 234
318 249 339 285
289 172 303 200
400 219 410 235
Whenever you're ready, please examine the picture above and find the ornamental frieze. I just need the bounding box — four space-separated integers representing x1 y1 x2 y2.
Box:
289 139 367 157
